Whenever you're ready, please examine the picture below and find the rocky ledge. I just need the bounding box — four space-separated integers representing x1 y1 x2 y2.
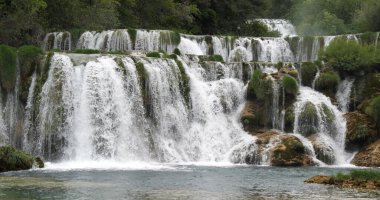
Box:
306 171 380 190
0 146 44 173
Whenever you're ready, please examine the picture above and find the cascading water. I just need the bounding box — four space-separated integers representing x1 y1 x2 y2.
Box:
21 53 256 163
255 19 298 37
336 78 355 113
293 87 349 165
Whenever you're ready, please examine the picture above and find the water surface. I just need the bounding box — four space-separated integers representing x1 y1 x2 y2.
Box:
1 164 379 200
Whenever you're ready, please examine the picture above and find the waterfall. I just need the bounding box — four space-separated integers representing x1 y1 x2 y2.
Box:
271 79 281 130
293 87 349 165
0 88 8 145
24 53 255 163
256 19 298 37
22 72 37 152
3 57 22 147
43 32 72 51
336 78 355 113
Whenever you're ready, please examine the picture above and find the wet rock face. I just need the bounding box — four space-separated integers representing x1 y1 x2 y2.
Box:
0 146 44 172
344 112 378 151
240 101 271 133
352 140 380 167
270 135 314 167
309 135 335 165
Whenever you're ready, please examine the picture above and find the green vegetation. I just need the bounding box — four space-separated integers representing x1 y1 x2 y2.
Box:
18 46 43 78
315 71 340 94
299 102 318 137
282 75 298 97
334 170 380 181
291 0 380 36
320 38 376 74
175 60 190 105
146 52 161 58
247 70 273 101
208 55 224 62
300 62 317 87
365 96 380 130
173 48 181 56
0 45 17 91
73 49 101 54
0 146 44 172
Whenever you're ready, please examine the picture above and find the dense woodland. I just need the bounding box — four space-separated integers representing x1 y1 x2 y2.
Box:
1 0 380 46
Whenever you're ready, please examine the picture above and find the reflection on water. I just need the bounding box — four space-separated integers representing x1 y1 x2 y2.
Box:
0 165 379 200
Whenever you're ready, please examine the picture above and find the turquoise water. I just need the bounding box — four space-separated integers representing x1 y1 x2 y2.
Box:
0 164 379 200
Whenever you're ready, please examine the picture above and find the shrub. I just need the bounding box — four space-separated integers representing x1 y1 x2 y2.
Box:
334 170 380 181
18 45 43 78
315 71 341 92
282 75 299 97
320 38 375 74
146 52 161 58
209 54 224 62
300 62 317 87
0 45 17 91
73 49 101 54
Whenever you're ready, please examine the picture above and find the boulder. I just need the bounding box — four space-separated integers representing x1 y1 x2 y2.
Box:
344 112 378 151
0 146 44 172
352 140 380 167
270 135 314 167
305 175 334 184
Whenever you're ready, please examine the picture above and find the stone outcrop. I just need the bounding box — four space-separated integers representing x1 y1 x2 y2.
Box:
270 134 314 167
352 140 380 167
344 112 378 151
0 146 44 172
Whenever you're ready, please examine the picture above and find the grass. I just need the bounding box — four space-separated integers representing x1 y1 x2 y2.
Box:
146 52 161 58
334 170 380 181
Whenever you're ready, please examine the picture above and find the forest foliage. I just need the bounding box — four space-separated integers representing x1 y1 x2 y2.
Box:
0 0 379 46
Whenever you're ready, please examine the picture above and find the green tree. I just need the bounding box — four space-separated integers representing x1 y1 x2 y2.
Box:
0 0 47 46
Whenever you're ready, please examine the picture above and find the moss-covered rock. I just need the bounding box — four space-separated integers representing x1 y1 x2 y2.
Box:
208 54 224 62
315 71 340 97
282 75 299 97
279 66 298 79
350 73 380 111
175 60 190 105
352 140 380 167
0 146 44 172
284 105 295 133
364 96 380 132
345 112 378 151
270 135 314 167
146 52 161 58
247 70 273 101
298 102 319 137
309 135 335 165
173 48 181 56
240 100 270 132
300 62 317 87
